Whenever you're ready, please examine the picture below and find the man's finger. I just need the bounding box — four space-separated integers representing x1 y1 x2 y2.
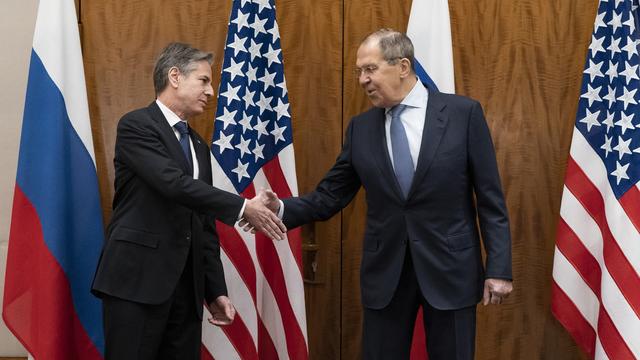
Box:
490 293 502 305
268 211 287 234
482 286 490 306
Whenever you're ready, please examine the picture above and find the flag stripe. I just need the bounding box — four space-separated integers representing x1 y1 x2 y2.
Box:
597 307 635 360
564 156 640 318
217 223 284 359
619 185 640 233
553 248 600 330
243 184 309 359
3 186 102 359
260 156 303 271
219 312 259 360
218 223 258 301
595 337 611 360
551 281 596 358
252 168 308 339
201 344 215 360
600 267 640 358
217 225 282 359
555 219 602 297
559 185 604 264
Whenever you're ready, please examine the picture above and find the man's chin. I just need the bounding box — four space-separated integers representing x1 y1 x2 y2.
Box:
367 96 383 108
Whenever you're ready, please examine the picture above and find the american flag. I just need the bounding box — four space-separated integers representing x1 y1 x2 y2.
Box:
551 0 640 358
203 0 308 359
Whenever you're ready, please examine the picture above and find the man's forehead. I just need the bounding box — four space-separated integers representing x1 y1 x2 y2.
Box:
356 45 383 65
189 61 212 75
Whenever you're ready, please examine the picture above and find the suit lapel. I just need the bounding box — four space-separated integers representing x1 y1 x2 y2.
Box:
371 107 406 200
192 134 211 182
147 102 193 174
408 91 448 198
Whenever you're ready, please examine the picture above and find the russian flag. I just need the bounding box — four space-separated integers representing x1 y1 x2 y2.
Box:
406 0 455 359
2 0 105 358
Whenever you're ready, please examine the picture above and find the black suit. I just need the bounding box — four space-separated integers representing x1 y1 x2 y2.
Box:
282 90 511 359
92 102 244 359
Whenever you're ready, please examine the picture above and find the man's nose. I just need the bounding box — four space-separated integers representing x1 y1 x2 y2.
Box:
205 84 214 97
358 73 369 86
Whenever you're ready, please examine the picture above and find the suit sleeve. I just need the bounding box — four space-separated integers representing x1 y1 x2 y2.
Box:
467 102 512 280
116 113 244 225
282 119 362 229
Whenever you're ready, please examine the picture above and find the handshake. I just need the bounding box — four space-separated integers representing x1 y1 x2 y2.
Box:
239 189 285 240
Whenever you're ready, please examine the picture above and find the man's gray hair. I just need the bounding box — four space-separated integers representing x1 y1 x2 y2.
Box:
153 42 213 95
363 28 415 71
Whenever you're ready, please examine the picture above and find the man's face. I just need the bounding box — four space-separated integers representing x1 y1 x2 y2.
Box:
175 60 214 118
356 42 403 108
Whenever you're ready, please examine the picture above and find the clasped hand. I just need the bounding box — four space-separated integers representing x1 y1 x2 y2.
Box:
239 188 284 240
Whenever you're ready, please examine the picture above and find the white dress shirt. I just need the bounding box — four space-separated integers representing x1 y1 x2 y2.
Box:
384 80 429 170
156 99 200 179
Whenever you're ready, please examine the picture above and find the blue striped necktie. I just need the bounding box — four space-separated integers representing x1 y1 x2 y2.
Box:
174 121 193 175
390 104 414 198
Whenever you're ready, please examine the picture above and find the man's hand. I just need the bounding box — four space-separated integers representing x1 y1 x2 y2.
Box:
260 188 281 213
242 190 286 240
206 295 236 326
482 278 513 305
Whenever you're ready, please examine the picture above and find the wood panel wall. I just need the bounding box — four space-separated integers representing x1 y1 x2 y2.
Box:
80 0 598 358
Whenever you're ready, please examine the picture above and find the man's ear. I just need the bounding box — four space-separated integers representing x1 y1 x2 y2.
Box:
168 66 181 89
399 58 412 78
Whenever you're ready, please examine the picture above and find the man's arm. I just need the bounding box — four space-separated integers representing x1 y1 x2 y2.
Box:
467 101 513 303
281 119 362 229
117 113 285 239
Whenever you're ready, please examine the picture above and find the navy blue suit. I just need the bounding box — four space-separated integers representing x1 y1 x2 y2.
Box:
282 90 512 359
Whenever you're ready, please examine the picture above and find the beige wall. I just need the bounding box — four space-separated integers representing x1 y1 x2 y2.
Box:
0 0 38 356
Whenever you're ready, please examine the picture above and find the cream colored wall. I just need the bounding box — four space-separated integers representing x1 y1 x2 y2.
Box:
0 0 38 356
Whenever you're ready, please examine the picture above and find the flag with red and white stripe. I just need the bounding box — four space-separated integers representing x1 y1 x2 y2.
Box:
203 0 308 358
552 0 640 358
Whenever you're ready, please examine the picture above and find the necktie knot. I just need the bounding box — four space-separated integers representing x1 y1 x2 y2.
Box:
174 121 190 135
391 104 406 122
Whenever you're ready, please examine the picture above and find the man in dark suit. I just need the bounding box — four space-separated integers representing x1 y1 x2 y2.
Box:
267 29 513 359
91 43 286 360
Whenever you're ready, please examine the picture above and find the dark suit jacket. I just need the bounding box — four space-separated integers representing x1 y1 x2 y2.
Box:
92 102 244 318
282 90 512 310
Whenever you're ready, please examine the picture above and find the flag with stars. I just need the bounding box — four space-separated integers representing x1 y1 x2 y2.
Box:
551 0 640 358
204 0 308 359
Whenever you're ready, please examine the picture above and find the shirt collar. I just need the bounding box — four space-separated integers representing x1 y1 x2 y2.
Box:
156 99 187 127
385 79 429 115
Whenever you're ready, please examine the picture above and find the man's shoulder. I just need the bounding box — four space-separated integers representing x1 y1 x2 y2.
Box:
121 103 156 121
117 102 158 128
352 106 384 122
433 91 480 109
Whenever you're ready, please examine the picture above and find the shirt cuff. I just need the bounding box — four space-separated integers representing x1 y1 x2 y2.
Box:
276 199 284 219
237 199 247 221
